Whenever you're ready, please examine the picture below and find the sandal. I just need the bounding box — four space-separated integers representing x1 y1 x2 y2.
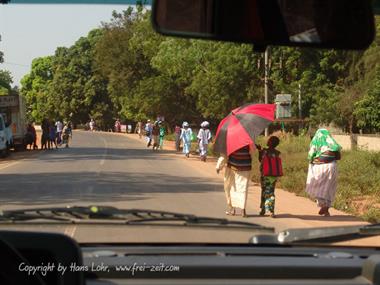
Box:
318 207 327 215
225 207 235 216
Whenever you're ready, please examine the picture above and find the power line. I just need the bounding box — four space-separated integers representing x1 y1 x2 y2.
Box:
1 61 30 67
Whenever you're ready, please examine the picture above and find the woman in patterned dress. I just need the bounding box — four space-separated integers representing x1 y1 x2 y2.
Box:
305 129 342 216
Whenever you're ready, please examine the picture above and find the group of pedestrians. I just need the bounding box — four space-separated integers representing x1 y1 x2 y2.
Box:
137 115 342 219
216 128 342 218
174 121 212 161
41 119 72 150
138 119 213 161
216 136 282 218
143 120 166 151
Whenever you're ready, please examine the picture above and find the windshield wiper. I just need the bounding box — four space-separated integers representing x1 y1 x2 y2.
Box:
250 224 380 244
0 206 274 232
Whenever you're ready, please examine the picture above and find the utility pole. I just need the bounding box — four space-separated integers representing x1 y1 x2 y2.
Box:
264 47 269 137
298 83 302 119
298 83 302 130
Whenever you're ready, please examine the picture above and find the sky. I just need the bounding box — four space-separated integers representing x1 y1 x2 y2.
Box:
0 4 136 86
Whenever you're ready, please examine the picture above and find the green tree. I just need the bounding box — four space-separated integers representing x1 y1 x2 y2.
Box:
21 56 53 123
354 67 380 132
0 70 13 95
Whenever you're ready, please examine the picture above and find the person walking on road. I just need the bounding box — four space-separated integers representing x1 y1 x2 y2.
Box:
180 122 192 158
306 129 342 217
41 118 50 150
145 120 153 147
151 121 160 151
216 144 254 217
89 119 95 132
197 121 212 162
114 119 121 133
27 123 38 150
49 121 58 149
136 121 143 139
67 122 73 138
174 124 182 151
55 120 63 145
159 122 165 150
62 123 71 148
256 136 282 218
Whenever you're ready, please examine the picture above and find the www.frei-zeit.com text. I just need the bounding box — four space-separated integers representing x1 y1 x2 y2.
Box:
19 262 181 276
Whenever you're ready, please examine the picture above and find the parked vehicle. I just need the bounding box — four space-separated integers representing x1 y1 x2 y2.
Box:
0 114 9 157
0 95 27 151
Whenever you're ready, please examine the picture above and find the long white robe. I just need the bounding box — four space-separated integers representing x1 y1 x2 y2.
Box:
216 155 252 210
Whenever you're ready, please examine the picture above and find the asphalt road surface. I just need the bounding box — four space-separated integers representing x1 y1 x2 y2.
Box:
0 131 376 245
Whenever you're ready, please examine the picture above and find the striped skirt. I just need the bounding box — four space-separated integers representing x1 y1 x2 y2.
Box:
305 161 338 207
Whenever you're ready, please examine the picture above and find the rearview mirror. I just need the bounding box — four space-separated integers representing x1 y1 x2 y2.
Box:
152 0 375 50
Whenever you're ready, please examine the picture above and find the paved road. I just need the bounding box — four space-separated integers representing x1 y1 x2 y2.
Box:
0 131 377 245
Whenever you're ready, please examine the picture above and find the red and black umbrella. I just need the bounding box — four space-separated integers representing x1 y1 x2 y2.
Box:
213 104 276 156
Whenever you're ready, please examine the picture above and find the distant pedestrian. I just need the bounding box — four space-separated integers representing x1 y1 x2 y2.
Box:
55 120 63 145
89 119 95 132
62 124 71 148
41 118 50 150
136 121 143 139
216 144 254 217
256 136 283 218
145 120 153 147
174 124 181 151
26 123 38 150
180 122 192 158
197 121 212 162
306 129 341 217
159 122 165 150
115 119 121 133
67 122 73 138
49 122 58 149
151 121 160 151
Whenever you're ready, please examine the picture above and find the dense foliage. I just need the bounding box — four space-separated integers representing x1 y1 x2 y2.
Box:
16 7 380 133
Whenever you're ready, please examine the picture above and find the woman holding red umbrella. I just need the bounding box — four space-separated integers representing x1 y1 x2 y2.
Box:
214 104 276 217
216 145 255 217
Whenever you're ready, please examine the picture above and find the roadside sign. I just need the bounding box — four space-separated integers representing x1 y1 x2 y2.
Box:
275 94 292 119
0 96 19 107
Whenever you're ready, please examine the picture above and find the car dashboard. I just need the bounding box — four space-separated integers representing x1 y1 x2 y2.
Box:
0 230 379 285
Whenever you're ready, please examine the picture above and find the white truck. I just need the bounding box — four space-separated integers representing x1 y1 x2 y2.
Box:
0 113 9 157
0 95 27 151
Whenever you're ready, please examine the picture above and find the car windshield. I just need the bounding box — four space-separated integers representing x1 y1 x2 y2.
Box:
0 1 379 247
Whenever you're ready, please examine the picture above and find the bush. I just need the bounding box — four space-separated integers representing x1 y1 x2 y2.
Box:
165 133 176 141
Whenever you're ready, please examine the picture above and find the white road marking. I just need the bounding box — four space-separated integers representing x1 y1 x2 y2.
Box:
0 152 41 172
0 161 20 171
99 136 108 166
64 225 77 238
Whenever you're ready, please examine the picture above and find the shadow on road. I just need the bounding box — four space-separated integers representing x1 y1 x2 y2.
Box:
34 147 177 163
274 213 363 222
0 171 221 206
